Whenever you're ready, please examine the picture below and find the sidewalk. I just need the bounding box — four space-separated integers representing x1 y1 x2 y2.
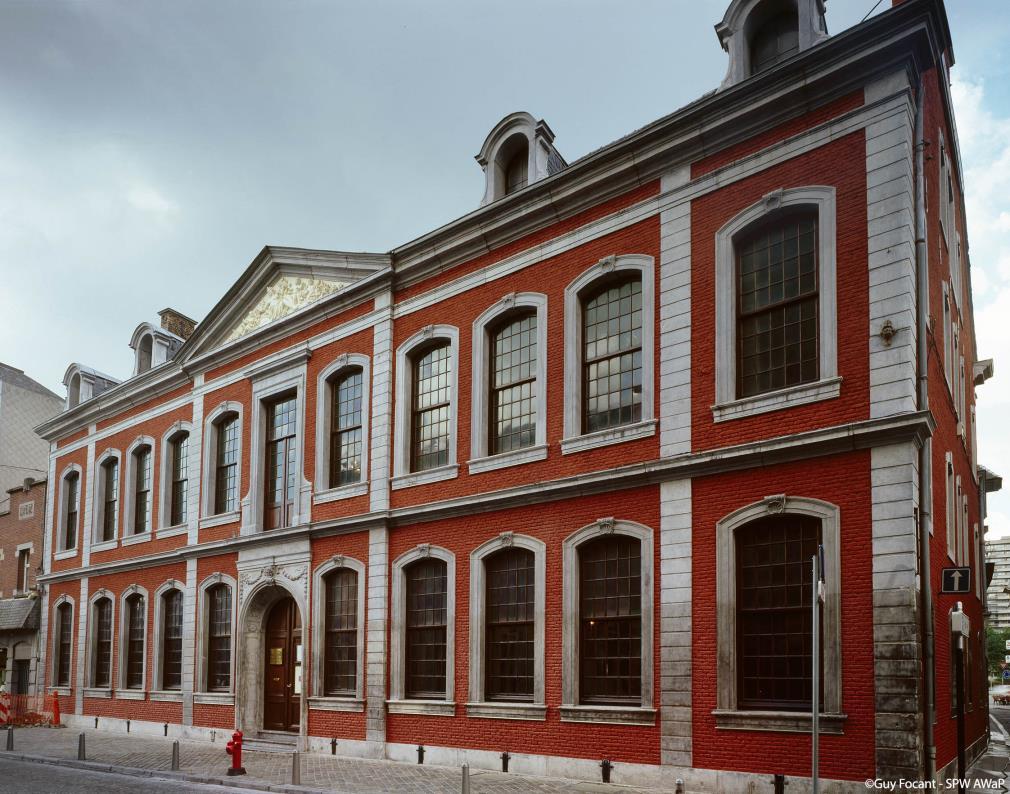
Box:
0 726 652 793
965 718 1010 793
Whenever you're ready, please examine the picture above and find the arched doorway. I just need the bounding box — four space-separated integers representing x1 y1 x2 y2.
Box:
263 597 302 732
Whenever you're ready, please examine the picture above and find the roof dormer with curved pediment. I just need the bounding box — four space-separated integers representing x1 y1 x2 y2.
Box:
129 321 185 377
475 112 567 207
62 363 120 411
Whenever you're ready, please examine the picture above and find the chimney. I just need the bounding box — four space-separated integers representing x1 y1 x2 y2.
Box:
22 477 34 491
158 308 197 340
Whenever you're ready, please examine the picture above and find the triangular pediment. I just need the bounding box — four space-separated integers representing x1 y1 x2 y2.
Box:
224 273 347 343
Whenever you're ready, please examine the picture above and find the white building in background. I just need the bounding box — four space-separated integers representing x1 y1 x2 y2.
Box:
0 363 62 514
986 536 1010 630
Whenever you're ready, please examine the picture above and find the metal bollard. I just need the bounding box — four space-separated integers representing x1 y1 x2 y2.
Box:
94 717 99 729
163 723 168 737
330 737 337 755
461 763 470 794
772 774 788 794
417 744 425 764
600 759 613 784
171 740 180 771
501 751 510 773
78 732 86 761
291 751 300 785
5 727 12 751
126 719 130 733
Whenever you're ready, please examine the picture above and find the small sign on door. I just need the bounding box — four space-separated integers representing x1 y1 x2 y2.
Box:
269 647 283 665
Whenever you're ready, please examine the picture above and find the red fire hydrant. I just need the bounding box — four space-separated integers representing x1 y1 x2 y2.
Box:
225 730 246 776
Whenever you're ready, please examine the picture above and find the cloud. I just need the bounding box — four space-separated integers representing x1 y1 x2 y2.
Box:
126 184 179 221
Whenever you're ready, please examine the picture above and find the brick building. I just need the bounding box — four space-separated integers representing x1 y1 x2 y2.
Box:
33 0 1000 787
0 479 46 694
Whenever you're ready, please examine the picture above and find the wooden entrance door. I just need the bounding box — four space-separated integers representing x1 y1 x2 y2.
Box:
263 597 302 732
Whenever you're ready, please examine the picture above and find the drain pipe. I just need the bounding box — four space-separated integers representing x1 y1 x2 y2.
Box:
914 72 936 782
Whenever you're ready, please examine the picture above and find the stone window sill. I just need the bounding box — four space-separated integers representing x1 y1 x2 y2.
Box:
150 690 183 702
559 705 656 725
90 540 117 553
156 524 188 539
467 445 548 475
122 532 152 546
712 377 842 423
54 549 78 561
115 689 146 700
313 481 368 505
465 702 546 721
83 688 112 699
194 692 234 705
308 696 365 712
559 420 657 456
390 464 459 491
200 511 240 530
53 687 71 697
712 709 847 734
386 699 455 716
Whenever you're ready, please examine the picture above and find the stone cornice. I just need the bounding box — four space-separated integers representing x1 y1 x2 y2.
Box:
38 411 933 585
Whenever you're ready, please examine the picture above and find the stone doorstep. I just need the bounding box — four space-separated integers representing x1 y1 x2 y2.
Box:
0 751 331 794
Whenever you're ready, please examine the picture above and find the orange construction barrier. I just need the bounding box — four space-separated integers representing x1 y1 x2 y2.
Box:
0 690 9 726
0 692 57 726
49 690 61 726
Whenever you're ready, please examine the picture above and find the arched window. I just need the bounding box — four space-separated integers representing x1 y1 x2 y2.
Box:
264 393 297 530
489 312 538 455
484 547 535 701
124 593 146 689
578 534 642 705
750 9 799 74
100 457 119 542
68 373 81 409
581 276 643 433
405 558 448 699
206 584 232 691
137 335 153 374
54 602 73 687
503 142 528 195
330 369 364 487
214 413 240 514
324 568 358 695
92 597 113 688
411 343 452 472
132 444 152 534
162 590 183 690
168 432 189 526
63 471 80 550
737 212 819 398
735 513 821 710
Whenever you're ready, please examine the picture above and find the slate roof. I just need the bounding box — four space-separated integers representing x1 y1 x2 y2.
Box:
0 597 39 632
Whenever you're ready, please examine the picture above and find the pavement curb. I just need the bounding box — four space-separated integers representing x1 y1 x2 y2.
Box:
0 750 332 794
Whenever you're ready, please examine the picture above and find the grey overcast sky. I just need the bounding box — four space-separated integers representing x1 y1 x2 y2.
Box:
2 1 1009 532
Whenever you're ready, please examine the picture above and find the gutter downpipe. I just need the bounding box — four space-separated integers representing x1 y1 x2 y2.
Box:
914 73 936 782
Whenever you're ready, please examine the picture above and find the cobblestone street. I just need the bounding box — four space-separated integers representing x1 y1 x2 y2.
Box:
0 727 653 793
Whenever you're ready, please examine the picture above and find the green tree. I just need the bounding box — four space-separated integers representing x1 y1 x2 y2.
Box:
987 627 1010 680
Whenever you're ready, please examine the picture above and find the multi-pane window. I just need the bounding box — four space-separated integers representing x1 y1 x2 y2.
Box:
207 584 232 691
93 598 113 688
265 395 297 530
582 278 643 433
324 569 358 695
56 603 72 687
101 458 118 541
490 313 537 455
736 514 821 711
162 590 183 690
485 548 535 701
504 146 528 195
405 559 448 698
750 11 799 74
170 433 189 526
330 370 364 487
411 344 452 472
737 213 819 398
64 471 79 550
578 535 642 705
16 548 30 593
133 445 152 534
214 415 239 514
125 594 145 689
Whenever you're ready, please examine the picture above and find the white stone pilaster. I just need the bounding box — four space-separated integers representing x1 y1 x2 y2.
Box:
659 167 691 458
370 294 393 513
74 576 89 714
182 557 197 725
365 524 389 753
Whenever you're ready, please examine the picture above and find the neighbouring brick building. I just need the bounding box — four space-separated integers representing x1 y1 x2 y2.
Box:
33 0 1001 788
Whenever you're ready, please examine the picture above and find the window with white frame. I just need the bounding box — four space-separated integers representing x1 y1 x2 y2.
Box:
562 255 655 449
311 556 366 704
264 392 298 531
470 294 548 469
124 438 154 536
971 405 978 476
94 453 120 544
89 595 114 689
943 285 952 387
714 188 838 419
393 326 459 486
714 496 843 732
389 545 455 711
120 590 147 691
945 453 955 561
468 534 546 717
314 354 370 499
561 519 654 722
158 587 184 691
194 574 237 697
961 492 969 567
53 599 74 688
958 356 966 433
58 467 81 551
202 403 242 519
955 475 963 565
940 135 954 249
167 430 190 527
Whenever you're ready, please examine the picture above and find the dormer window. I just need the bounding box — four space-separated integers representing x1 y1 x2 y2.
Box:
137 335 153 374
130 320 186 377
68 374 81 409
476 112 566 206
503 140 529 195
750 9 799 74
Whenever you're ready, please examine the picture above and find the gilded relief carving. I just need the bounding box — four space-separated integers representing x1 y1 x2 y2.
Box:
226 275 346 342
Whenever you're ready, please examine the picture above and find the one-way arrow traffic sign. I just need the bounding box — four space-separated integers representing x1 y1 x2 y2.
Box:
941 567 971 594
